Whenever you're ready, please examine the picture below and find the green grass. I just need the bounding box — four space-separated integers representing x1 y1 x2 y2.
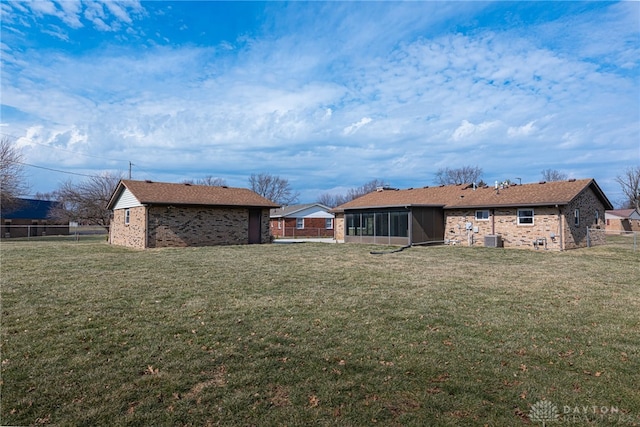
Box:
1 240 639 426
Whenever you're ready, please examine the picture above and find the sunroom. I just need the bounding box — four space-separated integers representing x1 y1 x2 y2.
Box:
343 206 445 246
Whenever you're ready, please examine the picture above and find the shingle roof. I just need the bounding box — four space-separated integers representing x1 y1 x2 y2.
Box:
1 198 61 219
333 179 613 212
107 180 280 209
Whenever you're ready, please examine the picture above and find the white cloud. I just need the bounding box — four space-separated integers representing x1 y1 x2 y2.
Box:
452 120 500 141
1 2 637 203
507 121 537 138
343 117 373 136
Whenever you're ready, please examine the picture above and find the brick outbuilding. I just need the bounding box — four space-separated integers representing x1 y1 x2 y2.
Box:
332 179 613 251
107 180 279 249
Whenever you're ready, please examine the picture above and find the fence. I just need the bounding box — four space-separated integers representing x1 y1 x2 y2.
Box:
1 225 108 242
273 227 335 239
587 228 638 251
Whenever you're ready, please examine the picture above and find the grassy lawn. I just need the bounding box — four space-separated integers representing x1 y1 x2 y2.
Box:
1 239 639 426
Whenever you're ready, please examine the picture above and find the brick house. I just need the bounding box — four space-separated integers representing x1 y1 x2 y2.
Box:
1 198 69 238
605 208 640 233
270 203 334 238
107 180 279 249
332 179 613 251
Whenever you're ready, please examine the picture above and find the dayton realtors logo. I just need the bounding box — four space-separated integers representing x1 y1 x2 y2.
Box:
529 400 559 426
529 400 636 425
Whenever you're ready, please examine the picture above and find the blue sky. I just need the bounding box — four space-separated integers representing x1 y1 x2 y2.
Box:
1 1 639 205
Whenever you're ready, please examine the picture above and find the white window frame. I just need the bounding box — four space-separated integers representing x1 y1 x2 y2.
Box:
517 209 534 226
325 218 333 229
124 208 130 225
296 218 304 229
475 210 490 221
574 209 580 226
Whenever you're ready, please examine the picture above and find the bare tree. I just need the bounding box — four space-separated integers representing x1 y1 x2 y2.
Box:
317 193 347 209
49 172 123 229
0 137 29 211
183 175 227 186
615 165 640 209
541 169 568 182
434 166 483 185
249 172 299 206
317 179 386 208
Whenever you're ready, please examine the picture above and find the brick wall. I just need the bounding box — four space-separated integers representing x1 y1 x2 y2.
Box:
334 214 345 242
109 206 147 249
445 207 564 250
146 206 269 248
110 205 271 248
562 188 607 249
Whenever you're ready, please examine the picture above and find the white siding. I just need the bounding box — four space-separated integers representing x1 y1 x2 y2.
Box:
113 188 143 209
296 205 334 219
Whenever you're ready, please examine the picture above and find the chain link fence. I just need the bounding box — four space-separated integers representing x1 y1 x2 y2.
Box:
1 225 108 242
587 228 638 251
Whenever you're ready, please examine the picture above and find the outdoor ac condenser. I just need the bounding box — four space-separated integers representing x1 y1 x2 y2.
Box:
484 235 503 248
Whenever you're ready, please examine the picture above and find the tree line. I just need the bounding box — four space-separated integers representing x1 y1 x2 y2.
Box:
2 137 639 228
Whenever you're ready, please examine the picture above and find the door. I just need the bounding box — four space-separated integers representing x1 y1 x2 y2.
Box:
248 209 262 244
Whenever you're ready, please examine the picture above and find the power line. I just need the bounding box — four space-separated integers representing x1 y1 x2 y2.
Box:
15 161 103 178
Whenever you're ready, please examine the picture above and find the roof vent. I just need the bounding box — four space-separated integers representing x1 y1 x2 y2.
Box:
145 180 153 183
423 185 429 189
221 185 228 188
568 178 576 182
539 181 546 184
184 183 191 186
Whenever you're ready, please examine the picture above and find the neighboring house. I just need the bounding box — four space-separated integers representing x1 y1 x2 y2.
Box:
1 198 69 238
107 180 279 249
332 179 612 251
605 208 640 232
270 203 334 238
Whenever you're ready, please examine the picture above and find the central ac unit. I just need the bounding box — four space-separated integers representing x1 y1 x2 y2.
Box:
484 235 503 248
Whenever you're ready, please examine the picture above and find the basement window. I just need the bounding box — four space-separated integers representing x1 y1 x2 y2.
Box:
517 209 534 225
124 209 130 225
475 210 490 221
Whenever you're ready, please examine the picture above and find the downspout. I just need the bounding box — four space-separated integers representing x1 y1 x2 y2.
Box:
407 207 413 246
144 204 149 249
558 206 564 251
491 209 495 235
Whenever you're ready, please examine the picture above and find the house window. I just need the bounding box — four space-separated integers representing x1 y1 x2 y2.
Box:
475 210 490 221
517 209 534 225
325 218 333 229
296 218 304 229
574 209 580 226
595 210 599 225
125 209 130 225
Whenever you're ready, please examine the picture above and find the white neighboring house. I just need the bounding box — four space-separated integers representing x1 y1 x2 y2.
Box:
270 203 334 238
